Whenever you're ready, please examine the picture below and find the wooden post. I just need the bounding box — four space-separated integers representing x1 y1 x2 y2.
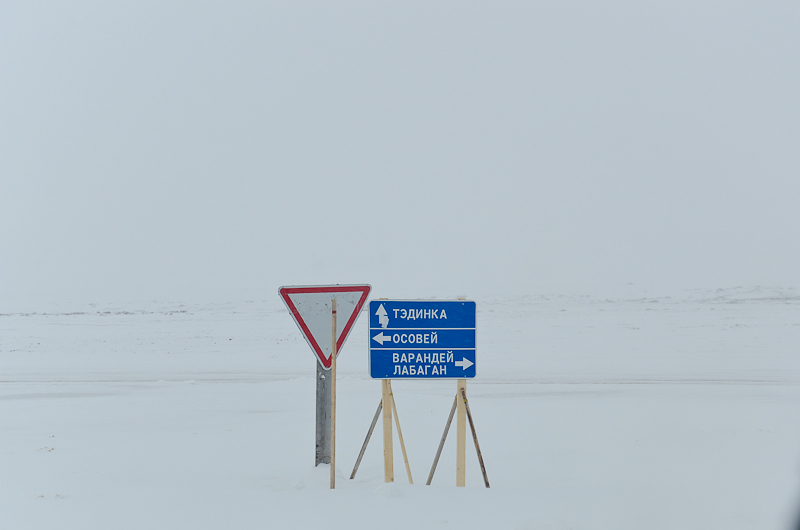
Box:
330 299 337 489
382 379 394 482
388 381 413 484
456 379 467 487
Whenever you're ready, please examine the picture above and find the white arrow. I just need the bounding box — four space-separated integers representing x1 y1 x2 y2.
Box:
375 304 389 328
454 357 474 370
372 332 392 345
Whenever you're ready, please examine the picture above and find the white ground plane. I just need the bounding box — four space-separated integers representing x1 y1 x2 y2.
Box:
2 287 800 529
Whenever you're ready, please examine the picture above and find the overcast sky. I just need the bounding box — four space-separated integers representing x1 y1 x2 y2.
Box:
1 1 798 305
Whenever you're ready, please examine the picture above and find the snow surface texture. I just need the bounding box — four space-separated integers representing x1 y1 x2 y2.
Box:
2 287 800 530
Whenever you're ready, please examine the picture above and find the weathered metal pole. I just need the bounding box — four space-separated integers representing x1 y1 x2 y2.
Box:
315 363 331 466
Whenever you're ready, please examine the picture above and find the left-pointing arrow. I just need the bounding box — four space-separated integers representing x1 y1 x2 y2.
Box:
372 332 392 345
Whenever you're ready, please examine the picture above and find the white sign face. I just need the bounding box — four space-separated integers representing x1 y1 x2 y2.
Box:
279 285 371 369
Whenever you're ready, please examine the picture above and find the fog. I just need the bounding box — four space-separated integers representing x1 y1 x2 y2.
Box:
2 1 798 306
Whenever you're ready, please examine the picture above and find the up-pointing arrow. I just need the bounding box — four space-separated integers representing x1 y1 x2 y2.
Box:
372 332 392 345
375 304 389 328
454 357 474 370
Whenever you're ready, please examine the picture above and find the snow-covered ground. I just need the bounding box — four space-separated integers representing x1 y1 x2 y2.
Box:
3 287 800 529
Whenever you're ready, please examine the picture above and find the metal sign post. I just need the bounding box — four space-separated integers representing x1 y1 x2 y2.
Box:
315 363 330 465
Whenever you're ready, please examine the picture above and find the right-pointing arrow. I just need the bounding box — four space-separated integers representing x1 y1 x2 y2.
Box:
454 357 474 370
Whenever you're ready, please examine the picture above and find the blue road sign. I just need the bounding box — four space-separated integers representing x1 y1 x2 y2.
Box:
369 300 476 379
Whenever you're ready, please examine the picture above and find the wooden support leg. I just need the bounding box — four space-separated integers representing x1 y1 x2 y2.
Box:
460 387 490 488
388 381 413 484
456 379 467 487
382 379 394 482
350 400 383 480
426 394 457 485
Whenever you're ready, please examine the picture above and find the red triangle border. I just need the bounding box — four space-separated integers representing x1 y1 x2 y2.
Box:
279 285 371 369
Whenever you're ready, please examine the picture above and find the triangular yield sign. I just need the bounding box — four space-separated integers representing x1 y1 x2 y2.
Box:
279 284 371 369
